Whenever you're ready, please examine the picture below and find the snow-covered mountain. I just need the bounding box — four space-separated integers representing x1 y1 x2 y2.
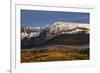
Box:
46 21 89 35
21 21 90 40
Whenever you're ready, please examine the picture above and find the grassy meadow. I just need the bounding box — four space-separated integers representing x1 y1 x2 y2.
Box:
21 45 89 63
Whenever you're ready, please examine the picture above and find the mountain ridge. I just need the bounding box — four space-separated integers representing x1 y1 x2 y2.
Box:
21 21 90 49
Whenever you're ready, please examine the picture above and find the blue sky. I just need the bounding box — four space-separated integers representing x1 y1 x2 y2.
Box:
21 10 90 27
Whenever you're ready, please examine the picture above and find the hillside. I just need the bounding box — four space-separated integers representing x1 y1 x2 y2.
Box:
21 32 89 49
45 33 89 45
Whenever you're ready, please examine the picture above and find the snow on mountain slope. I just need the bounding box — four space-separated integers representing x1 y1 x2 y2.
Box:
21 21 90 40
47 21 89 34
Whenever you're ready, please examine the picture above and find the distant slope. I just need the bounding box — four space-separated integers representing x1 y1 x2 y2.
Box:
45 33 89 45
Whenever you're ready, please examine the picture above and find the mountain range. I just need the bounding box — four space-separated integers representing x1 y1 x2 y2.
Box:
21 21 89 49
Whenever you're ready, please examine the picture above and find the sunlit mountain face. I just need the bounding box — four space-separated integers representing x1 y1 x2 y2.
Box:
47 21 89 33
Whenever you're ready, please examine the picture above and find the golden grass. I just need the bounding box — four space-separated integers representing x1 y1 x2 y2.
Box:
48 51 65 58
21 48 89 63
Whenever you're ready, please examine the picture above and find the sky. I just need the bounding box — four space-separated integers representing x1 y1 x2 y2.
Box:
21 10 90 27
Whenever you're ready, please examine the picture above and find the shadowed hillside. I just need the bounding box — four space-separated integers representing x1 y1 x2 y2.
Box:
45 33 89 45
21 32 89 49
